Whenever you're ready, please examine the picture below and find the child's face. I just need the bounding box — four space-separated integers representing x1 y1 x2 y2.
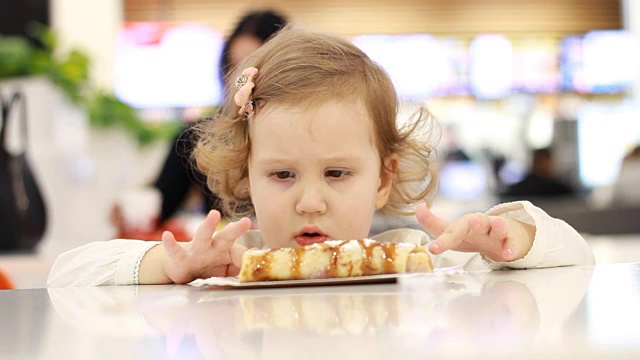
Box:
247 99 395 249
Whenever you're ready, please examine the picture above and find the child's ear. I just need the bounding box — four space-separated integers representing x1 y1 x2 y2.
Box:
375 154 398 209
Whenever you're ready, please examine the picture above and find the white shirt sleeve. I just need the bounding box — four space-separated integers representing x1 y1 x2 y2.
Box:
480 200 595 269
47 240 160 287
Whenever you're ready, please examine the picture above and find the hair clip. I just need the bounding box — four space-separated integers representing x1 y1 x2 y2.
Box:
239 100 255 120
234 67 259 119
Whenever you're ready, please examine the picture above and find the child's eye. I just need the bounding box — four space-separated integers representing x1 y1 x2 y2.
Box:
325 169 351 178
271 171 295 179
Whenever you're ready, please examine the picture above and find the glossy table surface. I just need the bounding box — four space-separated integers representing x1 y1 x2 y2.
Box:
2 263 640 359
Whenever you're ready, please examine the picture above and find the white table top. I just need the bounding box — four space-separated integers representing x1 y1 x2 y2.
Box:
2 262 640 359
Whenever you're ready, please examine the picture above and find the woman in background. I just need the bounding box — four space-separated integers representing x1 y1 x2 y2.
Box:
112 10 288 237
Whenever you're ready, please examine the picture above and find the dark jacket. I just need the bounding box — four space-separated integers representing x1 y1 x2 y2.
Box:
153 125 222 223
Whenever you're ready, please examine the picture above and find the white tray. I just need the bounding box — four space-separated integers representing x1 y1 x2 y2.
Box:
189 267 463 289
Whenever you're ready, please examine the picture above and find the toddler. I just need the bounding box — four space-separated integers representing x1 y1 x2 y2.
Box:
48 26 594 286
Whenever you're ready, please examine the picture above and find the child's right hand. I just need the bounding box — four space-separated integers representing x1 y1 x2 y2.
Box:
161 210 252 284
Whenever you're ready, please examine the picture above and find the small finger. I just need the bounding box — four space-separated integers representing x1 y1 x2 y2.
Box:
212 217 252 249
483 247 511 263
229 243 248 268
489 216 509 240
468 213 506 260
226 264 240 277
162 231 182 258
415 204 449 238
468 213 491 236
429 218 471 254
191 210 221 250
489 217 516 260
468 214 504 257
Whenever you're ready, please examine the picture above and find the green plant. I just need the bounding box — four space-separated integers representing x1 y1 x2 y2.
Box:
88 92 181 145
0 23 181 145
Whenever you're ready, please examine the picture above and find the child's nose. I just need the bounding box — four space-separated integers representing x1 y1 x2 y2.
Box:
295 183 327 215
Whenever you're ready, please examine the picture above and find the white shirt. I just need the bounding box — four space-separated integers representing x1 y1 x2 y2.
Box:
47 201 595 287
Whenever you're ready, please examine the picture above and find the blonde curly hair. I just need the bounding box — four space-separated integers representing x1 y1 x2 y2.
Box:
193 26 439 218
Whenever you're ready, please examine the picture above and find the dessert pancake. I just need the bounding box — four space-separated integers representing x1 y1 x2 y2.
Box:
239 239 433 282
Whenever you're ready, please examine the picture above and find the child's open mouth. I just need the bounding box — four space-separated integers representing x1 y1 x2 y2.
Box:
294 232 329 246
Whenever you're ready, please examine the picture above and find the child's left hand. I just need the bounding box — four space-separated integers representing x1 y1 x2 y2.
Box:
415 204 536 262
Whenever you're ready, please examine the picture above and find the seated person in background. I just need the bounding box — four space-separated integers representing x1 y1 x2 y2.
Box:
112 10 289 238
501 147 576 199
155 10 289 223
611 145 640 206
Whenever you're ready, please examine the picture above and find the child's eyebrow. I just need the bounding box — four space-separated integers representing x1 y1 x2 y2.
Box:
255 155 366 166
321 155 366 165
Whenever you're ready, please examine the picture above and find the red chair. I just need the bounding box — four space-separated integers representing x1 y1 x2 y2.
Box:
0 268 15 290
117 218 192 242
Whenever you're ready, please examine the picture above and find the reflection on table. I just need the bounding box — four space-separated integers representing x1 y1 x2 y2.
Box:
1 263 640 359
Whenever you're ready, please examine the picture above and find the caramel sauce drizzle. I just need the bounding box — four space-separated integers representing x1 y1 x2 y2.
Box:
251 252 272 281
361 240 376 275
361 240 397 276
381 242 397 273
290 247 305 280
325 241 348 278
252 240 402 281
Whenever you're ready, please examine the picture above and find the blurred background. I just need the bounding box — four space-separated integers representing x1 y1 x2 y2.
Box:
1 0 639 288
